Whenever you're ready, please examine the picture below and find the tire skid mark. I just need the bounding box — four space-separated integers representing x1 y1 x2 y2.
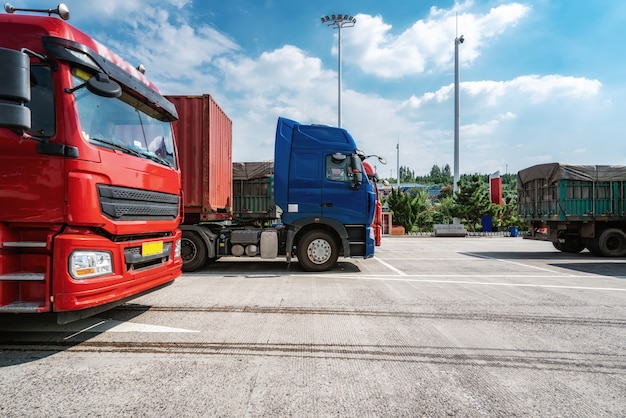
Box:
112 305 626 328
2 341 624 375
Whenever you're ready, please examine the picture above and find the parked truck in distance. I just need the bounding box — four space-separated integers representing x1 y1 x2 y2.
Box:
518 163 626 257
167 94 377 272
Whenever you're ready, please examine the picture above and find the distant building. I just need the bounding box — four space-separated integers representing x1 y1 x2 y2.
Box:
379 183 442 201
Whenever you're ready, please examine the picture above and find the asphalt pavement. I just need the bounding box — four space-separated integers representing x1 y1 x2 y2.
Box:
1 236 625 417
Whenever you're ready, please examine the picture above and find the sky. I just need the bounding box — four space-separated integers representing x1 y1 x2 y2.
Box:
16 0 626 177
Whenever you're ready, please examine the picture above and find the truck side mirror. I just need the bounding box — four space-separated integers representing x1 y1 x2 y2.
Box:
353 171 363 188
86 72 122 98
350 154 363 190
0 47 31 131
65 72 122 98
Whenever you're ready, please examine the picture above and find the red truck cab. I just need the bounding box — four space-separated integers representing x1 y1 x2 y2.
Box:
362 161 383 246
0 6 182 323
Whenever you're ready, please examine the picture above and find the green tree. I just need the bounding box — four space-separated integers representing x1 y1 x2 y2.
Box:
438 184 453 199
442 164 452 181
429 165 442 183
414 164 453 185
433 196 456 225
407 187 433 231
386 187 418 233
499 193 526 230
399 165 415 183
451 175 500 232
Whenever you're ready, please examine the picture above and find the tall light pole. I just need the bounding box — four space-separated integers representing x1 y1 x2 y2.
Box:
321 13 356 128
453 34 464 193
396 140 400 187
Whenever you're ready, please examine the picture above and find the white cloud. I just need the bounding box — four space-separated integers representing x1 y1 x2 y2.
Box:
403 75 602 110
340 1 530 78
512 75 602 103
499 112 517 120
52 0 623 175
70 0 238 83
215 46 334 94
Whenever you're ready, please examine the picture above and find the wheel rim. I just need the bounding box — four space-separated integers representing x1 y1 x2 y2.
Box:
306 238 332 265
181 238 198 262
606 235 623 251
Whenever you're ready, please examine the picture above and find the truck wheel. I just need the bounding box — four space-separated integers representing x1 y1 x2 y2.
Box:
552 242 563 252
585 237 603 256
297 230 338 272
181 231 208 272
561 238 586 253
598 228 626 257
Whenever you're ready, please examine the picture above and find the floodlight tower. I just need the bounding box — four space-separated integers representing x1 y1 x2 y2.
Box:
321 13 356 128
453 34 464 193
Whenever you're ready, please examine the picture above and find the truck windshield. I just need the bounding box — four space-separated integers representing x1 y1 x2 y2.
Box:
71 70 177 169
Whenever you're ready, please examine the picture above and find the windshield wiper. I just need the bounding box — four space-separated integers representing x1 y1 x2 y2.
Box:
143 152 173 168
90 136 173 167
89 136 143 158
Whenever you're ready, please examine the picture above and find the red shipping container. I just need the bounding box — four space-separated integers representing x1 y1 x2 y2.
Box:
167 95 233 222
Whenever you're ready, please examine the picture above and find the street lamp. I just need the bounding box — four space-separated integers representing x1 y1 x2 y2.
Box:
321 13 356 128
453 34 464 193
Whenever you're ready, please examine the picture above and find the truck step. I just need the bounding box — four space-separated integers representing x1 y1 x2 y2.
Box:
0 302 46 312
0 273 45 281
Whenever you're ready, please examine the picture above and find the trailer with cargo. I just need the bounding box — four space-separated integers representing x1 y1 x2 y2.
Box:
232 161 278 223
517 163 626 257
167 94 378 272
0 4 182 323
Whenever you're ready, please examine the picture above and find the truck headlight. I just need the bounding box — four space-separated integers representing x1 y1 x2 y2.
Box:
70 251 113 279
174 238 181 259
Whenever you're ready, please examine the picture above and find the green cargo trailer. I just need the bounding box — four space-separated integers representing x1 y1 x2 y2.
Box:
517 163 626 256
232 161 280 224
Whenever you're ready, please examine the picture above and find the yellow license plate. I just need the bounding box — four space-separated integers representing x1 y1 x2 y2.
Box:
142 241 163 256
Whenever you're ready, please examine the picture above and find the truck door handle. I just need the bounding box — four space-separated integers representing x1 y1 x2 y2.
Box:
321 202 333 207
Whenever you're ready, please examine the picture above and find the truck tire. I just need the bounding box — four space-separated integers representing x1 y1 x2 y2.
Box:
597 228 626 257
181 231 208 272
561 238 586 253
554 234 585 253
297 230 338 272
585 237 603 256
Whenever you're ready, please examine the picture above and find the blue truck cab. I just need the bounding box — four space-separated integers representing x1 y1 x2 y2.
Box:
180 116 376 273
275 117 376 270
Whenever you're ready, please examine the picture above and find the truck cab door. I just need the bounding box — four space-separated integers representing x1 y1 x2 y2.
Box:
321 153 371 225
282 149 322 223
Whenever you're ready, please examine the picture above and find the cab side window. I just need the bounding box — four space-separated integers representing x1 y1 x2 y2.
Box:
26 66 55 137
325 154 352 183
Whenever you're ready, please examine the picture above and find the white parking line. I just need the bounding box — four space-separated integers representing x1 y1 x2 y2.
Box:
64 319 198 339
463 252 574 275
323 274 626 292
373 256 407 275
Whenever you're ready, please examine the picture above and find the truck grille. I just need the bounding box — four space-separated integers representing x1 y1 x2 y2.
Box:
124 242 172 270
98 185 179 221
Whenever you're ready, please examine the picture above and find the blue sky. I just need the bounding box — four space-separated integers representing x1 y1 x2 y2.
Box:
18 0 626 177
